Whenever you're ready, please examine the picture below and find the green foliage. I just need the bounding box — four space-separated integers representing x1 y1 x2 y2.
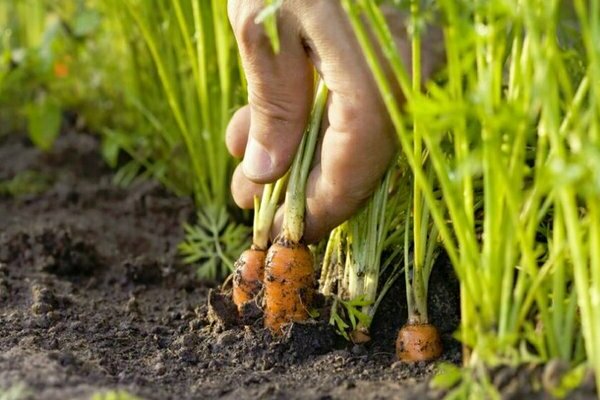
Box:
430 363 463 390
179 206 251 280
101 0 244 203
25 96 61 151
101 0 250 278
431 364 501 400
329 295 373 340
346 0 600 391
322 169 409 338
432 362 589 399
71 8 101 37
549 364 587 399
0 0 119 142
0 170 51 197
0 383 30 400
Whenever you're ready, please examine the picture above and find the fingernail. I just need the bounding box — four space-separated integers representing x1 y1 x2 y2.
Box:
243 137 273 180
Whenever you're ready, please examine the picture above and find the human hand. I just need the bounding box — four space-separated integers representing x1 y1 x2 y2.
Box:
226 0 442 243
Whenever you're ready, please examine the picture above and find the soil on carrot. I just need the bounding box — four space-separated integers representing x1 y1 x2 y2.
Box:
1 128 579 400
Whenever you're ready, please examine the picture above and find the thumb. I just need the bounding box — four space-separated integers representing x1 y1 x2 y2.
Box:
229 0 313 183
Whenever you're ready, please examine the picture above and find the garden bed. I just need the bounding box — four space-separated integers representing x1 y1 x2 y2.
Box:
4 130 592 399
0 130 463 399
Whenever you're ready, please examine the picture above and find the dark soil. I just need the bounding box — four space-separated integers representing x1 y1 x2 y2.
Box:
2 129 582 399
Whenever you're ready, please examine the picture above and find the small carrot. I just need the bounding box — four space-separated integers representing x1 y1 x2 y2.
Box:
396 177 443 362
232 178 287 313
232 246 266 309
396 320 442 362
264 80 328 333
264 240 315 331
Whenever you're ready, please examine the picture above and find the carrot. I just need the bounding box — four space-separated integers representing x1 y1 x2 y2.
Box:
232 246 266 310
232 178 287 313
349 328 371 344
396 322 442 362
396 180 443 362
264 80 328 333
264 240 314 331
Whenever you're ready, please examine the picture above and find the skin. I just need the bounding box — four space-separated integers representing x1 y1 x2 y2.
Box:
226 0 442 243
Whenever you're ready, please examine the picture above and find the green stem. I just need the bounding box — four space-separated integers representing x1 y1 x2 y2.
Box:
404 189 414 320
319 225 343 296
342 0 462 273
281 80 328 243
410 0 426 322
253 173 288 250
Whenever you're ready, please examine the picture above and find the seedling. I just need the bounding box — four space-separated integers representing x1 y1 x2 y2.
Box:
103 0 248 279
263 80 328 333
344 0 598 386
322 168 409 342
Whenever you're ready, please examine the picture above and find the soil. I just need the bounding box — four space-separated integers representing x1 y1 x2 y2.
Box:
1 129 590 400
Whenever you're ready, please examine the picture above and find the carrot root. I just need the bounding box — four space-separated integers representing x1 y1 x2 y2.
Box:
396 323 442 362
232 248 266 312
350 328 371 344
264 239 315 333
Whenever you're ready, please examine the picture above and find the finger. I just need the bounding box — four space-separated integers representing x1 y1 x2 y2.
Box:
291 2 398 242
229 0 313 183
270 96 397 244
308 99 397 242
297 0 381 105
226 105 251 158
231 164 264 209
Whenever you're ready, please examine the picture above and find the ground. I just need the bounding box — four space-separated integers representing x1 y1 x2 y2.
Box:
2 129 585 399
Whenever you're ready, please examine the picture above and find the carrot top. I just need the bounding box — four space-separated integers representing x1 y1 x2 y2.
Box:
253 175 288 250
280 80 329 243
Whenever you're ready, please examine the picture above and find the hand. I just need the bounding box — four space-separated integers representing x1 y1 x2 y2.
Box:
226 0 442 243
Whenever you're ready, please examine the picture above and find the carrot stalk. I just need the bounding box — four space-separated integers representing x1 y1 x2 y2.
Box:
394 0 442 362
324 168 407 343
264 80 329 332
319 225 345 297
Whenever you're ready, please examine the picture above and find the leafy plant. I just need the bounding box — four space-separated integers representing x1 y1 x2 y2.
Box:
25 96 62 151
179 206 251 280
329 295 373 340
322 168 409 341
0 170 52 197
101 0 250 278
344 0 597 385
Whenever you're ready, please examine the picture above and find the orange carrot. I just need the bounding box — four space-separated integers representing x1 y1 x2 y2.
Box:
232 246 266 311
263 81 328 333
396 322 442 362
232 178 287 314
396 180 442 362
264 240 315 332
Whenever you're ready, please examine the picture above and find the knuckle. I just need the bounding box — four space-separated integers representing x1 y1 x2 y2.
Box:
249 91 300 126
325 178 372 210
330 101 381 135
233 10 269 52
